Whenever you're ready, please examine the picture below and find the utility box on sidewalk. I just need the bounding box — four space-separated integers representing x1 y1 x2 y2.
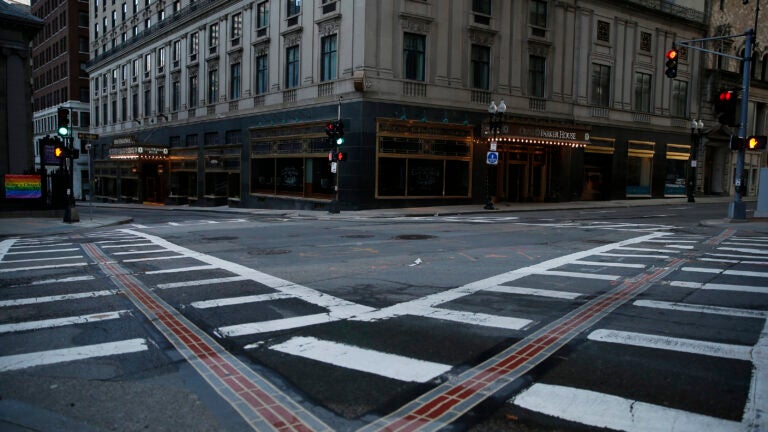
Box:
756 168 768 218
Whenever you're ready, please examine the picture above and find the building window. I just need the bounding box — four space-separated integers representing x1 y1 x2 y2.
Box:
472 0 491 15
172 40 181 67
287 0 300 17
157 47 166 70
529 55 546 98
209 23 219 52
157 84 165 113
172 79 180 111
230 62 241 99
144 53 151 74
633 72 652 113
671 80 688 118
132 92 138 119
190 32 199 58
321 34 337 82
286 45 300 88
257 2 269 30
231 12 242 41
189 75 198 108
640 32 652 52
144 86 151 116
471 45 490 90
530 0 547 28
256 54 268 94
403 33 426 81
597 20 610 43
208 69 219 104
590 63 611 107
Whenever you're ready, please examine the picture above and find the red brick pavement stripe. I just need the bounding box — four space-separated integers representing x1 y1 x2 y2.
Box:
82 243 325 432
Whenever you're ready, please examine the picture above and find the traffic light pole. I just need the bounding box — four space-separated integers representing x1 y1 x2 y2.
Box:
329 97 342 214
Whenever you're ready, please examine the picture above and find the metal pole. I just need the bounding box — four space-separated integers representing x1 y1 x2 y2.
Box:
728 29 753 220
688 122 697 203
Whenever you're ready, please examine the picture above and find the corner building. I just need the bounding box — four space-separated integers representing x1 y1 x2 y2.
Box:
86 0 709 209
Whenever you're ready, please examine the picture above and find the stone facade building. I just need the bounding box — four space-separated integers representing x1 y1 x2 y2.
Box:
85 0 738 210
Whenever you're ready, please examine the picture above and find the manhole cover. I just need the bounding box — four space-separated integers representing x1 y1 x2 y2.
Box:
393 234 436 240
248 249 291 256
343 234 374 239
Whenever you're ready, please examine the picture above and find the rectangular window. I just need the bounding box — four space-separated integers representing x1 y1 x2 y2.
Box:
287 0 301 16
471 45 490 90
208 69 219 104
321 35 337 82
256 54 268 94
132 92 138 119
121 96 127 121
172 79 180 111
230 62 241 99
144 87 151 116
590 63 611 107
286 45 300 88
190 32 199 56
403 33 426 81
530 0 547 28
597 20 610 43
157 84 165 113
671 80 688 117
172 40 180 66
189 75 198 108
209 23 219 51
633 72 652 113
257 2 269 29
144 53 151 73
529 55 546 97
157 47 165 69
231 13 242 40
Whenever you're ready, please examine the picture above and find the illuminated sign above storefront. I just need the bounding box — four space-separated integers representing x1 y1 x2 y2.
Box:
485 121 591 148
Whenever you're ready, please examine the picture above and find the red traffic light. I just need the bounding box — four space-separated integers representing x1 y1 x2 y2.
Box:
665 49 678 60
337 151 346 162
719 90 733 102
325 122 337 137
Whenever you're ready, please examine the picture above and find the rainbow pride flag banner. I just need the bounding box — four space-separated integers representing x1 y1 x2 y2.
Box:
4 174 42 199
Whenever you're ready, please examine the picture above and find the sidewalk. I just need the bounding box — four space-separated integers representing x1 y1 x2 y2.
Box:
1 196 765 238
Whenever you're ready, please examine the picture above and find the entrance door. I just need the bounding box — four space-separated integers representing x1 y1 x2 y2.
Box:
507 162 527 202
144 177 157 202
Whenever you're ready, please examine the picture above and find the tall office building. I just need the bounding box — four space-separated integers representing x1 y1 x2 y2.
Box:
86 0 741 210
30 0 91 200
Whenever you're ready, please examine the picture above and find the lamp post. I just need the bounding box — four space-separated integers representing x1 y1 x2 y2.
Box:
485 100 506 210
688 119 704 203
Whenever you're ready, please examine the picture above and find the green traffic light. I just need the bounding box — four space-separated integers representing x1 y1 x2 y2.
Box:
336 136 344 145
58 126 70 136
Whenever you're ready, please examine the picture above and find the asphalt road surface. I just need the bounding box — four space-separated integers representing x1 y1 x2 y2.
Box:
1 202 766 432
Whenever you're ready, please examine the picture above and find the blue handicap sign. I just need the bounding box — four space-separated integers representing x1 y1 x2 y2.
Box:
486 151 499 165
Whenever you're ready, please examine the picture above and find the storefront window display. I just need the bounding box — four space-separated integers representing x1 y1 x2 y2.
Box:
626 140 655 197
665 144 690 197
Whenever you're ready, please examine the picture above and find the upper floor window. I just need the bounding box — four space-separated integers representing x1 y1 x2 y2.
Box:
287 0 301 17
286 45 300 88
640 31 652 52
590 63 611 107
157 47 166 70
172 40 181 66
231 13 243 41
633 72 652 113
528 55 546 98
403 33 426 81
597 20 610 43
256 54 268 94
190 32 199 56
257 2 269 29
472 0 491 15
530 0 547 29
471 45 490 90
321 34 338 82
209 23 219 51
671 80 688 118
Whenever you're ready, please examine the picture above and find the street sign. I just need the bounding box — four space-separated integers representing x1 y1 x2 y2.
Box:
490 141 497 152
78 133 99 140
486 151 499 165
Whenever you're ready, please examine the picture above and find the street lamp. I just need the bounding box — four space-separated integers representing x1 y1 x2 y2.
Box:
485 100 506 210
688 119 704 203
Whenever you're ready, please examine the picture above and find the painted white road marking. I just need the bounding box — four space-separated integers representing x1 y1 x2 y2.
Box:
5 248 80 255
0 262 88 273
1 255 84 263
217 313 343 337
512 383 741 432
588 329 752 361
112 249 172 256
0 338 148 372
144 265 217 274
633 300 768 319
670 281 768 294
156 276 248 289
571 260 646 269
539 270 620 281
0 310 128 333
419 307 533 330
596 252 669 259
269 336 451 383
0 290 118 307
484 285 582 300
191 292 293 309
719 247 768 255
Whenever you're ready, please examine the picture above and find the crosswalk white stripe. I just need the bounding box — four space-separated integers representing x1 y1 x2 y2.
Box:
100 243 155 248
682 267 768 278
268 336 452 383
571 260 646 268
645 239 698 243
616 246 680 253
156 276 248 289
706 252 768 260
1 255 83 264
5 248 80 255
0 310 129 333
419 306 533 330
0 290 118 307
122 255 186 263
484 285 582 300
0 338 149 372
112 249 171 256
0 262 88 273
191 292 293 309
216 313 337 337
511 383 742 432
670 280 768 294
539 270 620 281
682 267 722 274
10 243 73 249
144 265 217 274
596 252 669 259
29 276 95 285
588 329 752 360
633 300 768 319
718 247 768 255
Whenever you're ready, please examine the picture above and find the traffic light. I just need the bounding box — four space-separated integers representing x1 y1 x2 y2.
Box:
335 121 345 145
665 48 679 78
729 136 745 150
337 151 347 162
54 144 65 158
328 150 338 162
747 135 767 150
716 90 739 127
325 121 337 137
57 107 70 137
